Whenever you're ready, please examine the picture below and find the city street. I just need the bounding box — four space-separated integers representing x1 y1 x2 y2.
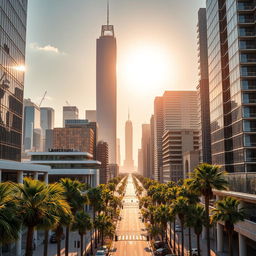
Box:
111 175 152 256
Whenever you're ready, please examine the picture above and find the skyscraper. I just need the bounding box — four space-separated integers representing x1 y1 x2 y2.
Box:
197 8 212 164
23 99 42 152
63 106 79 127
123 112 134 171
40 107 54 151
96 3 117 164
116 138 121 166
0 0 28 161
141 124 151 178
96 141 109 184
86 110 97 122
206 0 256 173
153 91 199 182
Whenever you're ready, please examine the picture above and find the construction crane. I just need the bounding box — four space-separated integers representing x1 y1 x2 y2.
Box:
39 91 47 107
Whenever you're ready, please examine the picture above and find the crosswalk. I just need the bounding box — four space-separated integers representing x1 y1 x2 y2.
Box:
117 235 147 241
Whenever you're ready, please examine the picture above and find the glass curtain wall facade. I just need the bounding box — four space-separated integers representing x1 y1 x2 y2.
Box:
0 0 28 161
206 0 256 172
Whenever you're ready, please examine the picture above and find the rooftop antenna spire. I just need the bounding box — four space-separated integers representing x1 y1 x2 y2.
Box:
107 0 110 25
128 108 130 120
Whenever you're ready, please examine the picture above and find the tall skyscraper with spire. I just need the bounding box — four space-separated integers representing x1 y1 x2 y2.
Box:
96 1 117 164
124 111 134 171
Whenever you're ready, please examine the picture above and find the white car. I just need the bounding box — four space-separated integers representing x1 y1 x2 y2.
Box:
191 248 198 256
95 250 106 256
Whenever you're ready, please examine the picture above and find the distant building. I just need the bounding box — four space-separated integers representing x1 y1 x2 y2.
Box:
0 0 28 161
197 8 211 164
96 141 109 184
65 119 98 159
162 130 199 182
141 124 151 178
45 129 53 152
86 110 97 122
183 150 200 179
153 91 199 182
40 107 54 151
123 113 134 171
63 106 78 127
150 115 155 179
108 163 119 180
23 99 42 152
138 149 143 174
116 138 121 166
96 11 117 164
53 127 94 156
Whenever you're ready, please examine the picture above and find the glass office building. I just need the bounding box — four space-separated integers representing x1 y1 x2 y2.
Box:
206 0 256 172
0 0 28 161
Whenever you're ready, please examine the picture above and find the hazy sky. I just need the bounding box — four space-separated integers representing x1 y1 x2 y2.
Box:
25 0 205 165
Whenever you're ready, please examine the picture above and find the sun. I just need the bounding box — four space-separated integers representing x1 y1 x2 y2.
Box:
120 45 172 92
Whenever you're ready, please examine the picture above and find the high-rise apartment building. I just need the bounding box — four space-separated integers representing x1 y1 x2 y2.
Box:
86 110 96 122
96 9 116 164
153 97 164 181
154 91 199 182
197 8 212 164
23 99 42 152
138 149 143 174
141 124 151 178
123 114 134 171
206 0 256 173
96 141 109 184
0 0 28 161
150 115 155 179
40 107 54 151
116 138 121 166
63 106 78 127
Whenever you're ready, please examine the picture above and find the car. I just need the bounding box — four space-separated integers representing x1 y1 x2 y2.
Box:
49 233 65 243
99 245 108 254
154 247 171 256
95 250 106 256
154 241 166 249
191 248 198 256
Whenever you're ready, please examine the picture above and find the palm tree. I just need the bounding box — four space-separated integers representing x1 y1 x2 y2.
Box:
72 211 93 256
0 183 21 253
172 196 188 256
147 223 162 240
190 204 206 256
12 178 70 256
190 163 228 256
94 213 114 245
60 178 85 256
41 183 72 256
211 197 245 256
154 204 170 242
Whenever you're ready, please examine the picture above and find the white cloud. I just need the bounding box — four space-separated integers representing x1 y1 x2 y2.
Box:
29 43 66 55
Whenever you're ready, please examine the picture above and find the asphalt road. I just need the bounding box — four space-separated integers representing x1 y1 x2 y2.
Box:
111 175 152 256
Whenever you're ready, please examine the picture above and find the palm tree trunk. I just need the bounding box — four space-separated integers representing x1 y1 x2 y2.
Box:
80 234 84 256
228 230 233 256
197 233 201 256
43 230 49 256
25 226 34 256
101 231 104 245
205 195 211 256
90 231 93 254
173 220 176 253
57 239 61 256
65 225 70 256
188 227 192 256
181 222 184 256
169 222 172 247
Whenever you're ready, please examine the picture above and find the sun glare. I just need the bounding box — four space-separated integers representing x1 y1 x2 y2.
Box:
121 46 172 92
12 65 26 72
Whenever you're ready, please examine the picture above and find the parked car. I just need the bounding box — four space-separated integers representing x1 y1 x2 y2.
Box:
95 250 106 256
175 225 181 232
154 241 167 249
99 245 108 254
191 248 198 256
154 247 171 256
49 233 65 243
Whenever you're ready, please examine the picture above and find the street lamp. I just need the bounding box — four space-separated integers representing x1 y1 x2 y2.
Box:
0 72 10 89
